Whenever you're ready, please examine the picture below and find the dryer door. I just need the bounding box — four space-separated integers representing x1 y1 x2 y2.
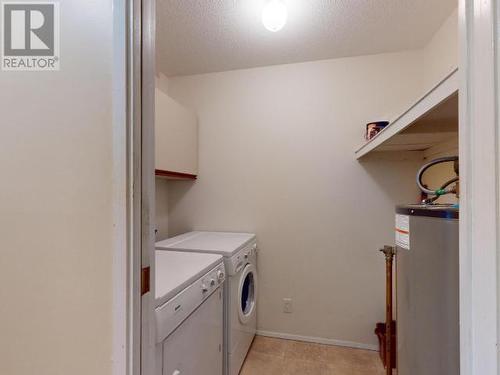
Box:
162 289 223 375
238 264 257 324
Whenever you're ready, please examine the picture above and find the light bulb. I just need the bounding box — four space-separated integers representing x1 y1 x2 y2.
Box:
262 0 287 32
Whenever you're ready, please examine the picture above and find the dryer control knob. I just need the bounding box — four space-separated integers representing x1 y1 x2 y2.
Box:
201 284 208 293
210 279 216 286
217 270 225 282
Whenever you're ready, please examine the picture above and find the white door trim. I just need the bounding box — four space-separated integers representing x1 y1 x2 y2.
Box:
459 0 499 374
141 0 157 374
131 0 144 374
111 1 133 374
111 1 156 374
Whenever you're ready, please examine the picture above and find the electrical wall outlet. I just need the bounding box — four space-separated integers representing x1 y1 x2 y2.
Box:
283 298 293 313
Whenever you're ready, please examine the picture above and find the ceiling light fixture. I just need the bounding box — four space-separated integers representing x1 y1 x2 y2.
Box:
262 0 288 32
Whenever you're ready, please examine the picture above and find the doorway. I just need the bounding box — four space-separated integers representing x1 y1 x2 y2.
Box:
132 1 500 375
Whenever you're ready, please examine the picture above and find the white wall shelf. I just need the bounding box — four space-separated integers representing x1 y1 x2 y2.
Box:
355 68 459 159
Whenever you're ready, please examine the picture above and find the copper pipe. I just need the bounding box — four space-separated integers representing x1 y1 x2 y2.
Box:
381 245 396 375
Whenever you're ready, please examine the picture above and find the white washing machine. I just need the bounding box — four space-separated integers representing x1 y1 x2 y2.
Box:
155 250 226 375
156 232 258 375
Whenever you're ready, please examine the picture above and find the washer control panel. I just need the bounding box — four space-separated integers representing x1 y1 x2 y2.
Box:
155 262 226 343
227 242 257 275
201 265 225 294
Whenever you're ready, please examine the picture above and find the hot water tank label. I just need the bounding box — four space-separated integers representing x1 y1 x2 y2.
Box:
396 214 410 250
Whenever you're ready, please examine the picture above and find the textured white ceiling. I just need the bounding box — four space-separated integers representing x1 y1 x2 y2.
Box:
156 0 457 77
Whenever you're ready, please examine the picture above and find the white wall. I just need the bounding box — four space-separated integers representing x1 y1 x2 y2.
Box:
165 52 426 347
0 1 121 374
155 74 171 241
422 8 458 89
156 72 170 93
156 178 170 240
421 8 459 204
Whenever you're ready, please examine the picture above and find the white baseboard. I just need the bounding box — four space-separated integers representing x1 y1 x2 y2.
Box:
256 330 379 352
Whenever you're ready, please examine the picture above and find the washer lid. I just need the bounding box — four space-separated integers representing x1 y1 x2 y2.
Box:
155 250 223 307
156 231 256 257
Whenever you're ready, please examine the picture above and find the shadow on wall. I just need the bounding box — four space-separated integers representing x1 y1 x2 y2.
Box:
358 152 423 206
164 155 424 244
166 180 197 235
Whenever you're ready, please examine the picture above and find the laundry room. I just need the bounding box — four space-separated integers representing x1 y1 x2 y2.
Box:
153 1 459 375
5 0 500 374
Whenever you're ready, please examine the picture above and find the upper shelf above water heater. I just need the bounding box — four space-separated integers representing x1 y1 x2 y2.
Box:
355 68 458 159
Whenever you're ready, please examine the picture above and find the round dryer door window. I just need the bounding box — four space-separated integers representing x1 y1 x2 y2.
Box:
238 264 257 324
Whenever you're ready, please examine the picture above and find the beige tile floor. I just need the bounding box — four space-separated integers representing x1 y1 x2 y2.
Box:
240 336 387 375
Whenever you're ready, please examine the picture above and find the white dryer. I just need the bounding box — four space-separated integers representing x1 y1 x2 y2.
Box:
156 232 258 375
155 250 225 375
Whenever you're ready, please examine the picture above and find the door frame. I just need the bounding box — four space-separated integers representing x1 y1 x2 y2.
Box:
112 1 156 375
459 0 499 374
132 0 157 374
140 0 157 374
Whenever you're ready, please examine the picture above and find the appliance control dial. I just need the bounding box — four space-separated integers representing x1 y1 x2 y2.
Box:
201 283 208 293
217 270 225 282
210 279 216 286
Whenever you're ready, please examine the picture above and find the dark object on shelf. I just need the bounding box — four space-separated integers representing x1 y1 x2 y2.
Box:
366 121 389 140
375 321 396 369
